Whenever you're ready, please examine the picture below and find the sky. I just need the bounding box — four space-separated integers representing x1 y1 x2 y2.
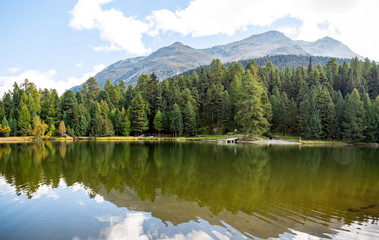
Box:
1 0 378 96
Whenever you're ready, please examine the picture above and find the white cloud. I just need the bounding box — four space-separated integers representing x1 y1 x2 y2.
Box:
276 26 298 39
68 0 379 60
7 67 22 73
0 64 105 97
66 63 106 89
76 62 83 67
0 69 57 97
69 0 150 55
147 0 379 60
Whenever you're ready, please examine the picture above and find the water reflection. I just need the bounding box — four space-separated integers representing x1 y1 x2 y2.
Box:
0 142 378 239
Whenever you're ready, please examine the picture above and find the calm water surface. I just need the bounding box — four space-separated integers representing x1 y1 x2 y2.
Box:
0 142 378 239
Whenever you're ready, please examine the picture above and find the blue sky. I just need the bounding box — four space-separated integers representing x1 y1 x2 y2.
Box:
1 0 378 95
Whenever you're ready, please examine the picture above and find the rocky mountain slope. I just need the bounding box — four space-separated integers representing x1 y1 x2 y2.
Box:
72 30 362 90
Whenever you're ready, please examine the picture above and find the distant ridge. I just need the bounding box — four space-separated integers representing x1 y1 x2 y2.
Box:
71 30 362 91
178 55 349 77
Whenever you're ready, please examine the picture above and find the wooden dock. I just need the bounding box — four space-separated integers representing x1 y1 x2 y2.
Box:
218 138 239 144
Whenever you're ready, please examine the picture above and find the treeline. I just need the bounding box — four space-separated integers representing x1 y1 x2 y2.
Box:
0 57 378 142
180 55 348 76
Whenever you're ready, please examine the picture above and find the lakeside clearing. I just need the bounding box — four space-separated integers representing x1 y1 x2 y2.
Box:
0 135 377 146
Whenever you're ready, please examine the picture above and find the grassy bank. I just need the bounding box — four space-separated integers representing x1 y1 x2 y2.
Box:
0 135 376 146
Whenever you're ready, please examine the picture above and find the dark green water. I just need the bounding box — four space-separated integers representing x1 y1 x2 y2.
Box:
0 142 378 239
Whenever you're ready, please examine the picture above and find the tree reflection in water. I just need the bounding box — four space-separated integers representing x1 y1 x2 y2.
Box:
0 142 378 238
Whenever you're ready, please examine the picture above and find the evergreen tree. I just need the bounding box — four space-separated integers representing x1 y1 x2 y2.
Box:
9 118 17 136
112 109 123 136
91 116 114 136
170 103 183 137
183 101 197 136
153 110 163 133
121 108 131 136
235 71 270 135
79 114 91 136
161 111 170 133
362 94 376 142
287 98 298 135
221 91 232 132
61 90 79 128
308 110 323 139
17 102 30 136
334 92 345 139
130 93 149 135
343 89 365 142
298 98 311 138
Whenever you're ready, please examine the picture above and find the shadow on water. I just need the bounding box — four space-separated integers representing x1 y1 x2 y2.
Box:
0 142 378 238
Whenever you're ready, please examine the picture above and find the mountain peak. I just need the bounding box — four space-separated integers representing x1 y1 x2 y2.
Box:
242 30 290 44
260 30 285 37
170 41 184 46
316 36 340 43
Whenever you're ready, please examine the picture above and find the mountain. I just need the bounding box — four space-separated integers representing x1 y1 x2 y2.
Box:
82 42 212 90
72 30 362 90
202 31 309 62
296 37 361 59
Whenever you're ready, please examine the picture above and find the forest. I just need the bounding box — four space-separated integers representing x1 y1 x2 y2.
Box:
0 57 378 143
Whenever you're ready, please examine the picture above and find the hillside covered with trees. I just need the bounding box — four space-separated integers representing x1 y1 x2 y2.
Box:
0 57 378 143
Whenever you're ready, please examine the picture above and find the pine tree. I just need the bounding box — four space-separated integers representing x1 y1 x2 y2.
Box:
221 91 232 132
343 89 365 142
121 108 131 136
362 93 376 142
235 71 270 135
288 98 298 135
162 111 170 133
298 98 311 138
183 101 197 136
130 93 149 135
308 110 322 139
153 110 163 133
277 92 289 134
79 114 90 136
316 86 336 139
112 109 123 136
170 103 183 137
61 90 79 129
9 118 17 136
91 116 114 136
17 102 30 136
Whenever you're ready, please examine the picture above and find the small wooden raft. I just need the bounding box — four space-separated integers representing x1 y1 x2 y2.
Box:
218 138 238 144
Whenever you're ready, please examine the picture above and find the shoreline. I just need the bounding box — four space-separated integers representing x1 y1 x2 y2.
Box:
0 136 377 147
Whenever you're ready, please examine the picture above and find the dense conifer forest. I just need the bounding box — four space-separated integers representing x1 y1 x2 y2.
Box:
0 57 378 143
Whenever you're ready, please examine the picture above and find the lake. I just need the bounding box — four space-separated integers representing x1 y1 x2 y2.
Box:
0 142 378 239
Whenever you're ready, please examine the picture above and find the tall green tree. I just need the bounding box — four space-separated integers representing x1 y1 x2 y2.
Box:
121 108 131 136
170 103 183 137
153 110 163 133
308 110 322 139
183 101 197 136
130 93 149 135
235 71 271 135
17 102 30 136
343 89 365 142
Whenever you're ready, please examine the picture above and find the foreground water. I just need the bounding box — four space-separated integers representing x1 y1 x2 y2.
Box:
0 142 378 239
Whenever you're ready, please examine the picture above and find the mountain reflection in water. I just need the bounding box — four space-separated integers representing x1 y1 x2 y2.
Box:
0 142 378 239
